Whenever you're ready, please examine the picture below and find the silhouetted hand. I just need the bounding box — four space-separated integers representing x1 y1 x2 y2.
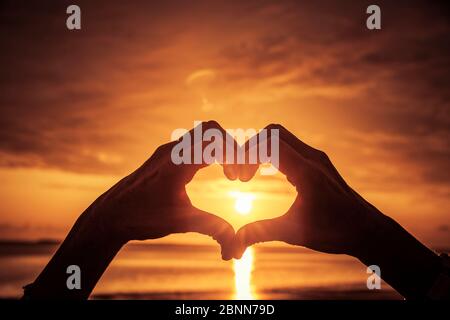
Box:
235 124 386 257
24 121 240 299
235 124 442 300
90 120 238 259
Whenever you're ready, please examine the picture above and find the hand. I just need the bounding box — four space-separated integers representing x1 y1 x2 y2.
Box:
24 121 244 299
234 124 442 300
88 120 239 259
235 124 393 258
23 121 241 299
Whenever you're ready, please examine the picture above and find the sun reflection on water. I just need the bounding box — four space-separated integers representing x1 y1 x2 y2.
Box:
233 247 256 299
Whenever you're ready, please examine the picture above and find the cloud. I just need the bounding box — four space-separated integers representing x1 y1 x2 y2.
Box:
0 0 448 190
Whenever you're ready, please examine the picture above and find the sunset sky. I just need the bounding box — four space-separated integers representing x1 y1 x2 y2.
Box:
0 0 449 248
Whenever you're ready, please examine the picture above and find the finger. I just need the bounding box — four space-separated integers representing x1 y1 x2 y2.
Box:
240 127 311 186
197 120 241 181
179 207 236 260
234 217 286 259
169 120 241 182
266 124 320 160
266 124 349 188
239 134 259 182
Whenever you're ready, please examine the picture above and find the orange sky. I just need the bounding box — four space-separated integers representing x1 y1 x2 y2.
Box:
0 0 449 248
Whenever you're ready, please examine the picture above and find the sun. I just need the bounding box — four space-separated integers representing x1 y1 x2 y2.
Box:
235 196 252 215
230 191 254 215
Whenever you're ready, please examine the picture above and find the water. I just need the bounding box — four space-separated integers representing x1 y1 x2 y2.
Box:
0 241 401 299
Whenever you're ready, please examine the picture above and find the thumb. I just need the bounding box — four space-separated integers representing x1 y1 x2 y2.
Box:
234 217 286 259
180 208 235 261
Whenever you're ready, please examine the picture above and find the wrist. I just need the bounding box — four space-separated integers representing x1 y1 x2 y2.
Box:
26 209 125 299
354 212 441 299
86 202 129 247
348 206 394 260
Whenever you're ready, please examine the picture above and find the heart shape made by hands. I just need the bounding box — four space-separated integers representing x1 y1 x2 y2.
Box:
186 164 297 231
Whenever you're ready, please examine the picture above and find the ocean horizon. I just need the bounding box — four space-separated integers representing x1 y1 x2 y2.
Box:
2 240 445 300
